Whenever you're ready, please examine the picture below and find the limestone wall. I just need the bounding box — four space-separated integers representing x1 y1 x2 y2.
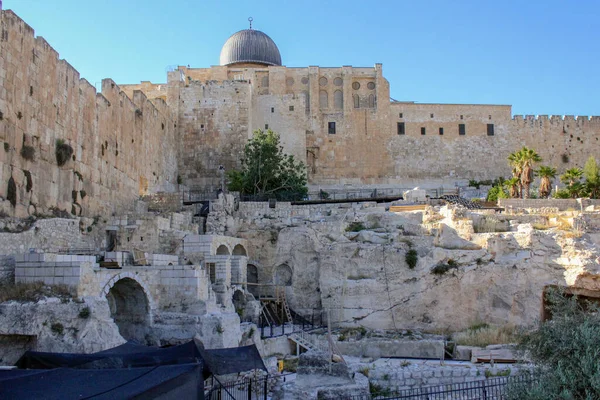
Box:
0 10 178 217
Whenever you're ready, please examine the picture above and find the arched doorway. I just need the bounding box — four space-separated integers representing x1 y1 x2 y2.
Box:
274 264 293 286
247 264 259 297
106 278 150 343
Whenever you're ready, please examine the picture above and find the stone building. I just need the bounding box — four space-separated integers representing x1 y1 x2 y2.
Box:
1 7 599 217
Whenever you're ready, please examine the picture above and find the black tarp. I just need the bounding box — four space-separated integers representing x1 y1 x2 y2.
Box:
200 344 267 376
15 340 205 371
0 364 203 400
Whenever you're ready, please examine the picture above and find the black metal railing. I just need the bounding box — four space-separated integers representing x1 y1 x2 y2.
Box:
206 373 537 400
347 374 537 400
258 308 325 339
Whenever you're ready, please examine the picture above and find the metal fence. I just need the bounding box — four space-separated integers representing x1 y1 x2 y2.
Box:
348 374 537 400
207 374 535 400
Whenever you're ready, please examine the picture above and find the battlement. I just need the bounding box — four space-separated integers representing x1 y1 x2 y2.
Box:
512 114 600 126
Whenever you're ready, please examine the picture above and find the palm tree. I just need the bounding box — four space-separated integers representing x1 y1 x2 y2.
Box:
561 168 583 186
519 147 542 199
504 177 521 198
507 150 524 198
560 168 584 198
536 166 557 198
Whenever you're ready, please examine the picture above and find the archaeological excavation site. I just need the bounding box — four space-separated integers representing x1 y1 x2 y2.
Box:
1 4 600 399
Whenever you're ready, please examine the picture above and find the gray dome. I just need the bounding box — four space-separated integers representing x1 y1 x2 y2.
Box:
220 29 282 67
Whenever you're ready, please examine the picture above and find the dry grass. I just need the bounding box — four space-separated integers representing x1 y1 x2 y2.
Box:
0 282 74 303
452 324 521 347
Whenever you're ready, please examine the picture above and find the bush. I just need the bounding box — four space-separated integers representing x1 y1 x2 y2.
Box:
506 288 600 399
78 307 90 319
55 139 73 166
51 322 64 335
20 145 35 161
431 260 458 275
345 222 366 232
405 249 418 269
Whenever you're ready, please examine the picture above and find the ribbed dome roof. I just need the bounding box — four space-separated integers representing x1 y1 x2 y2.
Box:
220 29 282 67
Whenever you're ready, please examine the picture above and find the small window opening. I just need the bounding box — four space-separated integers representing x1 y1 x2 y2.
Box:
421 127 426 135
207 263 216 284
200 124 204 129
140 237 143 241
439 127 444 135
328 122 336 134
459 124 466 136
271 107 275 113
430 113 434 118
397 122 405 135
460 115 464 120
30 86 33 96
487 124 495 136
265 124 269 130
399 113 403 118
489 115 492 120
289 105 294 111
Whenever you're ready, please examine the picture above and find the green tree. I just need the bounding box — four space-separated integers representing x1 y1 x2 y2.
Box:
535 166 557 198
507 150 524 198
560 168 584 198
519 147 542 199
583 156 600 198
506 289 600 399
227 129 308 200
504 177 521 199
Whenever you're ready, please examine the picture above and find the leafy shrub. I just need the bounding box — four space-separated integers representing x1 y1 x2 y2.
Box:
431 260 458 275
78 307 90 319
346 222 366 232
20 145 35 161
55 139 73 166
405 249 418 269
51 323 64 335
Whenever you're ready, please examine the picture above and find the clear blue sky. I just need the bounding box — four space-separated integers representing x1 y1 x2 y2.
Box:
4 0 599 116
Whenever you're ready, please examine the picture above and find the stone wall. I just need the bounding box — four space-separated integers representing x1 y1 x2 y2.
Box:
0 10 178 218
499 198 600 211
356 358 521 393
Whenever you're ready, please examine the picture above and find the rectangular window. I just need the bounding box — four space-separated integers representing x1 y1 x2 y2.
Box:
487 124 495 136
460 115 464 120
397 122 405 135
421 127 426 135
459 124 466 135
207 263 216 284
399 113 403 118
289 105 294 111
200 124 204 129
265 124 269 130
430 113 434 118
328 122 336 134
439 127 444 136
271 107 275 113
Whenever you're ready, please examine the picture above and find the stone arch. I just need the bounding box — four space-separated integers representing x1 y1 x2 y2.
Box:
247 263 259 297
334 90 343 109
274 264 293 286
101 274 153 343
216 244 230 255
319 90 328 109
232 244 247 256
353 94 360 108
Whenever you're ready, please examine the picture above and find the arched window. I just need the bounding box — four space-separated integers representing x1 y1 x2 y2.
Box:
334 90 343 109
261 76 269 87
319 90 328 109
353 94 360 109
368 94 375 108
216 244 230 255
232 244 247 256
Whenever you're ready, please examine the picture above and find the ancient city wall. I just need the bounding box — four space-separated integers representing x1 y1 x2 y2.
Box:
0 10 178 217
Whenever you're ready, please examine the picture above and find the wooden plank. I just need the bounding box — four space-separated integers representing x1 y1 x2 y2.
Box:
471 349 517 363
389 205 427 212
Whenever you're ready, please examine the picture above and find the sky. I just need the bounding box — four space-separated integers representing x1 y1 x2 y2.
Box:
3 0 600 116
